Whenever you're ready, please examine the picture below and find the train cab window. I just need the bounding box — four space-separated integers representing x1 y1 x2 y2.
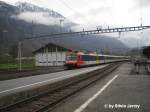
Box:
66 54 77 61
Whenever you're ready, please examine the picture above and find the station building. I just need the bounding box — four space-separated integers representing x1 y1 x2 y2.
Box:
33 43 70 66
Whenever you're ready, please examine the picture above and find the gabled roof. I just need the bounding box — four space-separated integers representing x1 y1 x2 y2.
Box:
33 43 70 53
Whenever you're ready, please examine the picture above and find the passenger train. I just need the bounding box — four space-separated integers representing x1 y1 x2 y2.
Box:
65 51 128 69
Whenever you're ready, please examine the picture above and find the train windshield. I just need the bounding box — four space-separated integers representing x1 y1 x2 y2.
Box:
66 54 77 61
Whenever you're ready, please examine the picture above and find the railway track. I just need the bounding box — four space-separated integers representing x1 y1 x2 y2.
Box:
0 62 121 112
0 66 66 81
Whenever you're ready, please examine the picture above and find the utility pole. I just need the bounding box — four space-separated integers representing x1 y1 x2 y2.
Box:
59 19 64 33
18 41 22 71
56 47 58 66
46 47 48 66
31 20 35 37
59 19 64 66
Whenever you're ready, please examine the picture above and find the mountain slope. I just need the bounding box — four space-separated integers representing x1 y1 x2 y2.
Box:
22 34 128 56
16 2 64 18
0 1 128 58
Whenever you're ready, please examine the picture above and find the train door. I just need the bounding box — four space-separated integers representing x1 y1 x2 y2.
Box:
77 54 84 66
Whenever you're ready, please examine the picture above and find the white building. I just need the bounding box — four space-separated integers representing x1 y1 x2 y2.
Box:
34 43 70 66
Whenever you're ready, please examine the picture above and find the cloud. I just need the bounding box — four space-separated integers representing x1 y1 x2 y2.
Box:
3 0 150 47
87 6 111 16
3 0 147 26
12 12 64 26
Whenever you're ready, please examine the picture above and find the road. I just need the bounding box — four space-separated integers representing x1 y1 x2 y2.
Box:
50 62 150 112
0 64 107 96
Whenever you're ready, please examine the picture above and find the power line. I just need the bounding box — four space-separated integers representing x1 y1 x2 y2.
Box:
57 0 93 26
57 0 76 13
24 25 150 40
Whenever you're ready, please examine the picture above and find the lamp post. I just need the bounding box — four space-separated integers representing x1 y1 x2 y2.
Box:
18 41 22 71
56 19 64 66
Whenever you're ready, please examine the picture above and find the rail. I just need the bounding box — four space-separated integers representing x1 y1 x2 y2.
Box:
0 62 122 112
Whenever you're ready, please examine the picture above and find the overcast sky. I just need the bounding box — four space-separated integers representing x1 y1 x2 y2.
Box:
2 0 150 47
2 0 150 26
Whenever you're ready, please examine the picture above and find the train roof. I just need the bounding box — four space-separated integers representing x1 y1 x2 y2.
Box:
79 53 126 57
66 51 127 57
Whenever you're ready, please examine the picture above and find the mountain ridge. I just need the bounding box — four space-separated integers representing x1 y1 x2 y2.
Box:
15 2 65 18
0 1 128 59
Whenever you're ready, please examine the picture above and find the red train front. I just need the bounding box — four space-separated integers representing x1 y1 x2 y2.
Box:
65 51 84 69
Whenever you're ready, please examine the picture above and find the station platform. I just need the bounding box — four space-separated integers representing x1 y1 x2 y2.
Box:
0 64 108 108
0 65 107 97
51 62 150 112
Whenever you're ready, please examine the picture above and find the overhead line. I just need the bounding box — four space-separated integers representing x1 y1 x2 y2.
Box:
57 0 93 26
24 25 150 40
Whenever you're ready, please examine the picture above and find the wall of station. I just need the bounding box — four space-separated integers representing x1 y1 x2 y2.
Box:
35 52 66 66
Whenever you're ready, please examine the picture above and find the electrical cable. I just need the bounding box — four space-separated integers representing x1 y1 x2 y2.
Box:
57 0 93 27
